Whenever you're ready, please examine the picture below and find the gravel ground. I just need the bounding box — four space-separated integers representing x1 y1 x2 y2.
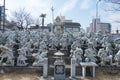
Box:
0 68 120 80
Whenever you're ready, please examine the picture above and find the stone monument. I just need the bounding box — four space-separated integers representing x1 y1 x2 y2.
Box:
54 51 66 80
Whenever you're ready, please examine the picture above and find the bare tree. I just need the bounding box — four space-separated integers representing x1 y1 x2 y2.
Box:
104 0 120 24
115 20 120 23
104 0 120 11
12 8 33 30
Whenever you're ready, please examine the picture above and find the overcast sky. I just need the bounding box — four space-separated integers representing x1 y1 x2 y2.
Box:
0 0 120 32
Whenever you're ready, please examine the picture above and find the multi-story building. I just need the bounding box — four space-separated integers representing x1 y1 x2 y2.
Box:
0 6 7 31
88 18 111 33
0 6 4 30
60 16 81 32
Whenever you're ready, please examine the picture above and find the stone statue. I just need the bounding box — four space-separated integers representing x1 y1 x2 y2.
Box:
60 33 68 50
0 45 14 66
32 49 48 66
17 47 28 66
48 32 55 49
105 43 113 56
101 31 111 48
72 47 83 63
114 38 120 51
114 50 120 65
53 16 64 46
39 40 47 50
23 39 33 56
84 42 97 62
95 31 103 46
67 31 74 46
53 16 64 36
70 37 81 53
98 48 112 65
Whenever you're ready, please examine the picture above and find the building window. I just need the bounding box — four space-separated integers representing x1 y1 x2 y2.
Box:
73 28 79 32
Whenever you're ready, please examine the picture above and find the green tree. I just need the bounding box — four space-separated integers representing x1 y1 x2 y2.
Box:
40 13 46 31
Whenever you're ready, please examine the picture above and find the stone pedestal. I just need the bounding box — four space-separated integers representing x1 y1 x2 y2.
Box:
80 62 97 78
71 57 76 78
43 58 48 78
109 55 113 65
54 60 65 80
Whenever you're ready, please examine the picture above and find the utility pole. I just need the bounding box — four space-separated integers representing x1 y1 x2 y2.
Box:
0 7 1 30
51 6 54 32
96 0 101 18
3 0 5 32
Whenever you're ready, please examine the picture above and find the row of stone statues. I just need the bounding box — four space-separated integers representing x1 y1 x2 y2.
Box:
0 44 48 66
0 35 120 67
0 16 120 66
0 29 120 66
72 46 116 66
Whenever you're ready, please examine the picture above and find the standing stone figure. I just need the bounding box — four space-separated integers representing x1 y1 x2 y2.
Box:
17 48 28 66
60 33 68 50
0 45 14 66
114 50 120 65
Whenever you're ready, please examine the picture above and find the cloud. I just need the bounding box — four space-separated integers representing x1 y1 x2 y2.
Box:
0 0 3 6
106 13 120 23
102 13 120 31
80 0 91 9
59 0 78 15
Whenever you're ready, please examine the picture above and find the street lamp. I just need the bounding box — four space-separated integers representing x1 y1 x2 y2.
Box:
51 6 54 32
95 0 101 32
96 0 101 18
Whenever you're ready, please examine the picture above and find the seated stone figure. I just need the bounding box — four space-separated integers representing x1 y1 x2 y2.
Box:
32 49 48 66
84 42 97 62
0 45 14 66
70 38 81 54
72 47 83 63
114 50 120 65
98 48 112 66
114 38 120 51
60 33 68 50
